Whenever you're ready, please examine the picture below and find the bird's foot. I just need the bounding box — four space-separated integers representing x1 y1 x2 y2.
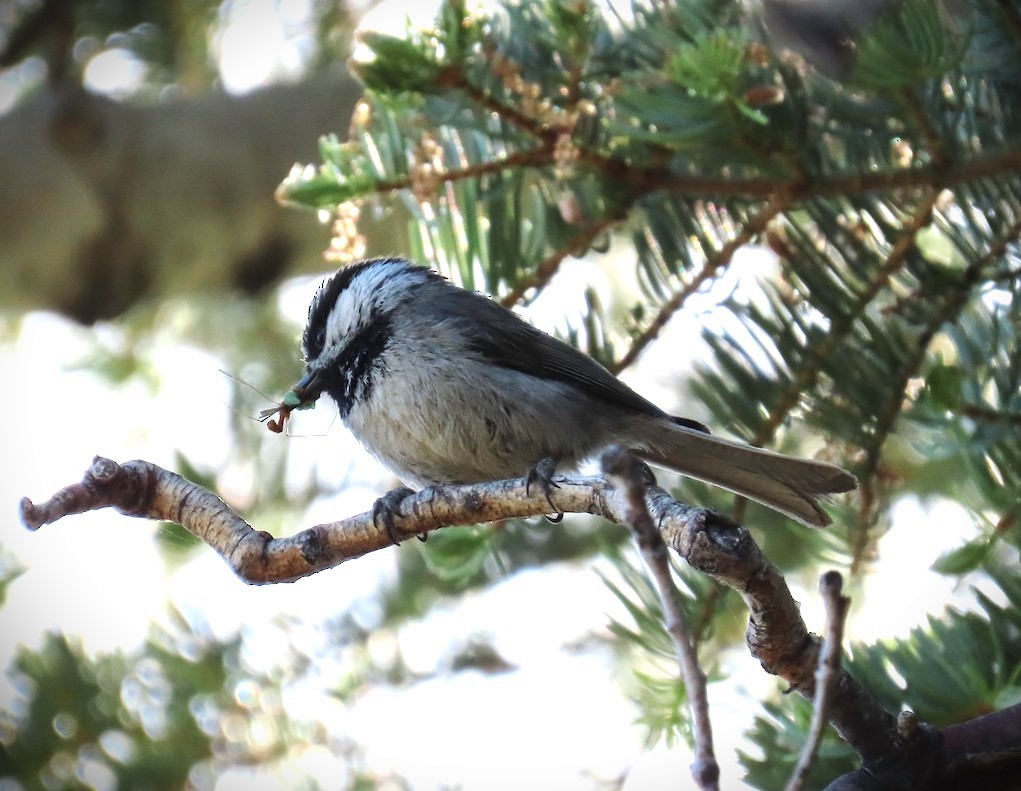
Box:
526 457 564 523
372 487 416 546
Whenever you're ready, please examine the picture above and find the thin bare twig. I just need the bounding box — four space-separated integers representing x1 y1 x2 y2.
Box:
601 447 720 791
786 571 852 791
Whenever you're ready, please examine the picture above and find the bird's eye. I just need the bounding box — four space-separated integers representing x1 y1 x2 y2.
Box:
314 328 327 348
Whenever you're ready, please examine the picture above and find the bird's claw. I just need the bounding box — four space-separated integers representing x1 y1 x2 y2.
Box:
526 457 564 523
372 487 416 546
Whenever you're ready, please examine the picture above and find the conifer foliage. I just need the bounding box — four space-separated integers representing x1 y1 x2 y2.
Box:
276 0 1021 786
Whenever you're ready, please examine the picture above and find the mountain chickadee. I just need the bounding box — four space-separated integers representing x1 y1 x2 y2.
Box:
263 257 856 531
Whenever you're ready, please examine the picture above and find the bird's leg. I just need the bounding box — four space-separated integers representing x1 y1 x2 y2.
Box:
372 486 416 545
526 457 564 523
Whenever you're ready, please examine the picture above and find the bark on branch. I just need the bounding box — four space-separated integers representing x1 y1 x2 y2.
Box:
20 454 1021 788
17 454 899 756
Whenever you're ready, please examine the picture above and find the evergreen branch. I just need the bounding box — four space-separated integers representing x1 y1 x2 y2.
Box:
785 571 851 791
411 63 1021 213
748 192 940 449
856 210 1021 527
439 68 558 143
355 141 1021 299
363 125 1021 212
629 148 1021 201
612 194 791 373
603 448 720 791
499 203 633 307
372 144 555 195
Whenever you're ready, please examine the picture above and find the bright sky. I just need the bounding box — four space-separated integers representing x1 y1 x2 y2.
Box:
0 2 991 789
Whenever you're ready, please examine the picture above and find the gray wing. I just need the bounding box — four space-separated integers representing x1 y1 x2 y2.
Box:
420 283 672 419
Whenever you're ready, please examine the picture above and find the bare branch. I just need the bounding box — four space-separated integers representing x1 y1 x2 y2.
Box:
602 447 720 791
786 571 851 791
659 511 950 787
612 193 791 374
20 456 614 584
23 453 970 786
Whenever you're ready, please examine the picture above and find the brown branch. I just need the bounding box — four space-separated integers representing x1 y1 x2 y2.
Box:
600 143 1021 204
655 509 909 770
349 68 1021 229
22 455 1021 786
20 457 612 584
612 194 792 373
499 207 632 307
445 69 1021 204
750 191 941 450
785 571 851 791
856 210 1021 531
650 148 1021 202
368 144 555 196
602 448 719 791
24 455 885 761
28 457 894 755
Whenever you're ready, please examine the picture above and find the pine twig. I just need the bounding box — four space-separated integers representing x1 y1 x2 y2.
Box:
750 190 941 450
612 194 791 374
856 210 1021 531
369 145 554 196
602 447 720 791
785 571 851 791
499 207 632 308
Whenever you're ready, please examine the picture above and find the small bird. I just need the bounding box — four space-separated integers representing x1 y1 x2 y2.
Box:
264 257 856 530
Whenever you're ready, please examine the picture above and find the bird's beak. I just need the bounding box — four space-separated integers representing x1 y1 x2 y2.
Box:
291 368 323 408
259 368 324 432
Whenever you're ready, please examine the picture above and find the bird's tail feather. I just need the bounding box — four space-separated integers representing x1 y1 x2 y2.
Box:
635 423 856 527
